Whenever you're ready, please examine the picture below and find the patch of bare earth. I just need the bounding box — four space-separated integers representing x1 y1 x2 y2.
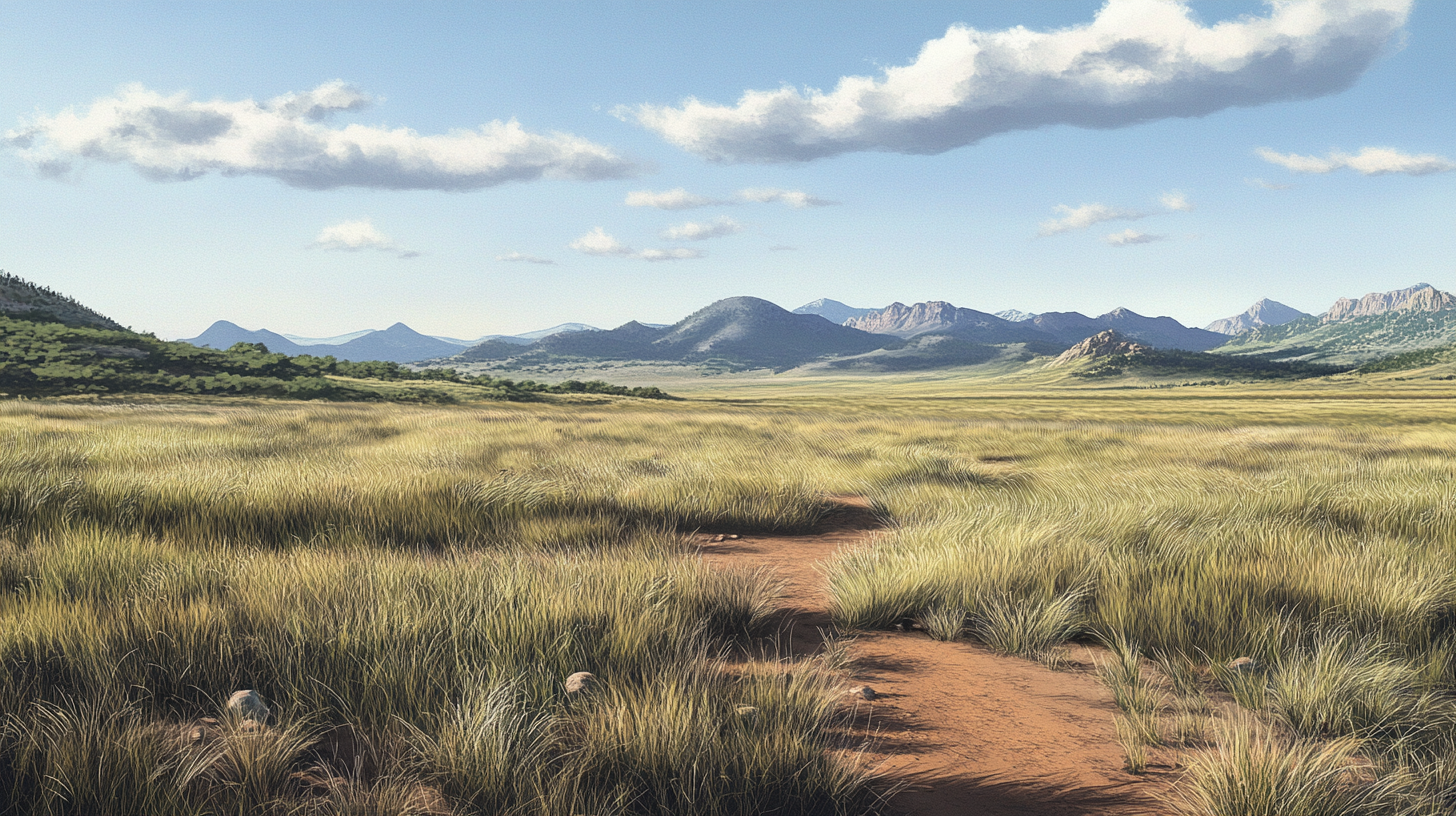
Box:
698 498 1175 816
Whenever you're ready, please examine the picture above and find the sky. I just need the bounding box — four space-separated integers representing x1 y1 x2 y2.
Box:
0 0 1451 340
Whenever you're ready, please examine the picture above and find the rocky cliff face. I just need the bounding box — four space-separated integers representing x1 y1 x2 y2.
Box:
845 301 963 337
1323 284 1455 322
1047 330 1150 366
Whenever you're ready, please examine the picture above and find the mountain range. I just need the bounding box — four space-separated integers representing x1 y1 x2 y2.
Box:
184 321 600 363
1203 299 1308 335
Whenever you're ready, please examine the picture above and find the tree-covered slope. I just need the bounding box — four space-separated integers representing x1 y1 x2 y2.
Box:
1211 310 1456 365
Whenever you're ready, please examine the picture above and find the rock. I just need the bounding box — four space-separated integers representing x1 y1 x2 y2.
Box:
734 705 759 720
727 534 740 540
227 690 273 724
847 685 877 701
565 671 596 694
909 621 926 631
711 534 725 543
1227 657 1260 673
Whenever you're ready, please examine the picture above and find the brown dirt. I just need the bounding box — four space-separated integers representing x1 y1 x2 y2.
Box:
698 498 1177 816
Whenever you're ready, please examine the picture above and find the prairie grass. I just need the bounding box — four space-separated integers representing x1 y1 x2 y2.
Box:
3 387 1456 813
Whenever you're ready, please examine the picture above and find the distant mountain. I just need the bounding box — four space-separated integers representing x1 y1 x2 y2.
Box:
792 298 878 324
187 321 313 356
282 330 374 346
1213 284 1456 365
514 322 599 341
455 296 892 369
329 323 462 363
1088 308 1228 352
0 271 124 330
1205 299 1309 335
995 309 1036 322
847 300 1224 352
1322 283 1455 322
186 321 460 363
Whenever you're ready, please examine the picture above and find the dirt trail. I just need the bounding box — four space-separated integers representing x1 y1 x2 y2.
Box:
699 499 1174 816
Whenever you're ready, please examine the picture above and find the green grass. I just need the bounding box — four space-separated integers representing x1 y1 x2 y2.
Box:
4 381 1456 813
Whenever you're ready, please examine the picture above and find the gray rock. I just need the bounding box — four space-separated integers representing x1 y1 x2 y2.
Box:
847 685 878 701
565 671 596 694
226 690 272 724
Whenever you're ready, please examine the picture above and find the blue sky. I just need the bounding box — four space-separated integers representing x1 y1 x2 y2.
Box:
0 0 1451 339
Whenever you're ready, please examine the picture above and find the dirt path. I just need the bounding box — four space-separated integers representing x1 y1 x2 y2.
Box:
699 499 1174 816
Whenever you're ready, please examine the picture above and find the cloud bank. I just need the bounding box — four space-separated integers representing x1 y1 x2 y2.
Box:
497 252 556 265
624 186 833 209
662 217 744 241
1160 191 1194 212
7 81 639 190
1038 203 1145 236
314 219 418 258
569 227 705 261
627 0 1410 163
1257 146 1454 176
1105 229 1165 246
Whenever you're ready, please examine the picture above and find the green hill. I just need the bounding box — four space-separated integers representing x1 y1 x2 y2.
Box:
1211 310 1456 365
0 273 667 401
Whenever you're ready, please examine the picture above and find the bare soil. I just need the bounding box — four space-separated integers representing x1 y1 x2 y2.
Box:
698 498 1176 816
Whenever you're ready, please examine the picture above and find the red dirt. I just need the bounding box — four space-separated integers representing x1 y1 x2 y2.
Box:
698 498 1175 816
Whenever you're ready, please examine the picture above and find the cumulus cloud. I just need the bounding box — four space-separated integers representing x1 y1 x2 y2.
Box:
497 252 556 265
625 188 725 209
6 81 639 190
662 217 744 241
1160 191 1194 212
1257 146 1454 176
626 0 1411 163
736 187 836 207
314 219 418 258
1038 203 1145 236
569 227 705 261
1105 229 1165 246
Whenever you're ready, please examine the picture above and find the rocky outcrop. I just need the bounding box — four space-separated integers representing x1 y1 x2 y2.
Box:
1047 330 1150 367
1322 284 1455 322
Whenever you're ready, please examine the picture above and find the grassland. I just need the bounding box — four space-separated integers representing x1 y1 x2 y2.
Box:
3 379 1456 814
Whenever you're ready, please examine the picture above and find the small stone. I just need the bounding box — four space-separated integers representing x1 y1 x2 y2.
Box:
847 685 878 701
727 534 740 540
565 671 597 694
734 705 759 719
892 622 907 632
1227 657 1260 673
226 690 272 725
711 534 725 543
909 622 926 631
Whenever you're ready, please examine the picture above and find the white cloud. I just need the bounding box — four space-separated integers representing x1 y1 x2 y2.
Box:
1257 146 1455 176
626 0 1411 163
639 248 706 261
1245 177 1293 190
1160 191 1194 212
497 251 556 265
313 219 418 258
1105 229 1165 246
662 217 744 241
625 188 725 209
1038 203 1144 236
569 227 636 257
568 227 706 261
735 187 835 208
7 81 639 190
